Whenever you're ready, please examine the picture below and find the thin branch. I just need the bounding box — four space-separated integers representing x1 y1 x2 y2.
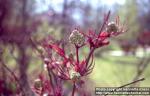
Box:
131 52 150 87
1 62 25 95
98 11 110 34
47 67 55 96
105 78 145 96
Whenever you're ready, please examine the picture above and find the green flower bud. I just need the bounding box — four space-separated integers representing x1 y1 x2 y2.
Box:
69 30 85 46
34 79 42 88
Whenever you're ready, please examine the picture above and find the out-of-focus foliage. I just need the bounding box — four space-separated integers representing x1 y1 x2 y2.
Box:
118 0 140 40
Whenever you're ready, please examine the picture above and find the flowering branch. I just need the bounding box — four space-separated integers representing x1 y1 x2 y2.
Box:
33 11 129 96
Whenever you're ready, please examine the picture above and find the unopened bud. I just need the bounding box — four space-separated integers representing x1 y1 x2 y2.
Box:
34 79 42 89
69 30 85 46
106 22 118 33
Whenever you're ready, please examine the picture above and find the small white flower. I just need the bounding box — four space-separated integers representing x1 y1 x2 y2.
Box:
43 93 48 96
69 69 81 80
44 64 47 71
44 58 50 62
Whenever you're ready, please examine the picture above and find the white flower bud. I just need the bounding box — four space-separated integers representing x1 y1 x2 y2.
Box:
69 30 85 46
69 70 81 80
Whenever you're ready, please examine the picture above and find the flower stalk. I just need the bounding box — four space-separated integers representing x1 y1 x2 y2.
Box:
72 81 76 96
75 45 79 65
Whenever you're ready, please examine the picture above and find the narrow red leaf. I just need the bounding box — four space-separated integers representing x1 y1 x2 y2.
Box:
99 32 110 38
48 44 66 58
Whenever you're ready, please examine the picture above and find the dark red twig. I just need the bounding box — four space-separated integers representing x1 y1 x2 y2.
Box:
72 81 76 96
104 78 145 96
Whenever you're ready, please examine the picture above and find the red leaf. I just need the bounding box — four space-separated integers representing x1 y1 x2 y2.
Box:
99 32 110 38
88 29 97 37
49 44 66 58
74 65 80 72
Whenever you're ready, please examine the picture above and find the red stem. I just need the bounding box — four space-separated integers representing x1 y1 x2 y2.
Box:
98 11 110 35
94 11 110 46
75 46 79 65
47 67 55 96
72 81 76 96
86 48 95 67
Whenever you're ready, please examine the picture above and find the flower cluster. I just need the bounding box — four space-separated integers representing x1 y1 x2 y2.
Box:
33 11 126 96
69 29 85 47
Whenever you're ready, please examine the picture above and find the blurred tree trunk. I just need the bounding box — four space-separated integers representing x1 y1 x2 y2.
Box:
17 0 35 95
0 46 6 81
61 0 68 49
0 0 8 36
18 45 34 96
